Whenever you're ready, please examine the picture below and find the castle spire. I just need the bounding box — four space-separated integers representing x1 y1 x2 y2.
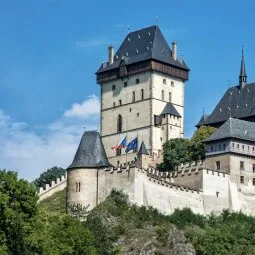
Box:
239 46 247 89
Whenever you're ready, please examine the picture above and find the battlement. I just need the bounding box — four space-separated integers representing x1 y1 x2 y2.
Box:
38 174 67 201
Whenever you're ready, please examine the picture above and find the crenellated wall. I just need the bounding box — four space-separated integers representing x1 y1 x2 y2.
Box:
38 174 67 202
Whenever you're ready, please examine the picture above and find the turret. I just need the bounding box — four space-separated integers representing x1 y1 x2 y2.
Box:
137 141 150 169
66 131 111 214
239 47 247 90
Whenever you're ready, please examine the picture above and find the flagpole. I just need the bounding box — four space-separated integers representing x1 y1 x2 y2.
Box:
126 112 128 166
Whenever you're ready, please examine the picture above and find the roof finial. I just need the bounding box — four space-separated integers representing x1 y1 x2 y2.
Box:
239 45 247 89
202 107 205 116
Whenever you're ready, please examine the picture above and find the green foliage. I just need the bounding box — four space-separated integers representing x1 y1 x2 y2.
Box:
33 166 66 189
189 125 216 161
159 138 190 171
0 169 38 255
159 126 216 171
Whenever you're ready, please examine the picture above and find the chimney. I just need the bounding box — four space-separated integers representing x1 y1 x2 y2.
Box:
108 45 114 65
172 42 177 61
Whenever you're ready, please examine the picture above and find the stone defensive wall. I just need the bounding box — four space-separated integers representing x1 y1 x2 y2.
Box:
38 174 67 202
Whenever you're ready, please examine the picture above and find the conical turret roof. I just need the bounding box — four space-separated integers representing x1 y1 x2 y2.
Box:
138 141 149 155
67 131 111 170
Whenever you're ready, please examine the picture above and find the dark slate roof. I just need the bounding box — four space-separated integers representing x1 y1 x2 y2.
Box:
67 131 111 170
200 83 255 126
161 102 181 117
196 114 210 127
203 118 255 143
96 25 189 74
138 141 149 155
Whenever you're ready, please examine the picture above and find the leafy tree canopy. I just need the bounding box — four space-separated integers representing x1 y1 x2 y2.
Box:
33 166 66 189
159 125 216 171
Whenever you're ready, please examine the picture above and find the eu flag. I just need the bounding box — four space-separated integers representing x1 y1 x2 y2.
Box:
125 137 138 153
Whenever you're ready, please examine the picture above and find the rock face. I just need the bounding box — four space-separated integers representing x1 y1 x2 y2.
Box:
118 226 196 255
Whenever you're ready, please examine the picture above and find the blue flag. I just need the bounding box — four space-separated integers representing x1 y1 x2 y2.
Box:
125 137 138 153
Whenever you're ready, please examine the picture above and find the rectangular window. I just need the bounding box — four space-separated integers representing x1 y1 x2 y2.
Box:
216 161 220 170
141 89 144 100
119 100 122 105
136 78 140 84
242 145 245 149
112 85 116 90
253 178 255 186
116 149 121 156
240 161 244 170
171 81 174 87
154 115 162 126
163 78 166 84
132 91 135 102
253 164 255 173
169 92 172 102
240 176 244 184
113 102 116 107
124 82 127 87
161 90 165 101
232 143 234 147
237 144 240 149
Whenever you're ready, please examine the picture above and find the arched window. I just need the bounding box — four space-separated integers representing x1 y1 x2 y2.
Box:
161 90 165 101
117 114 122 133
132 91 135 102
75 182 81 192
141 89 144 100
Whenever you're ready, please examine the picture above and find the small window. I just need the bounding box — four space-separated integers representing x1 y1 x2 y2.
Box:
160 137 163 141
171 81 174 87
232 143 235 147
119 100 122 105
129 108 132 112
112 85 116 90
116 149 121 156
253 178 255 186
242 145 245 149
240 161 244 170
113 102 116 107
237 144 240 149
137 113 139 117
240 176 244 184
163 78 166 85
253 147 255 151
141 89 144 100
132 91 135 102
169 92 172 102
117 160 120 165
124 82 128 87
253 164 255 173
75 182 81 192
117 114 122 133
248 146 250 150
161 90 165 101
216 161 220 170
136 78 140 84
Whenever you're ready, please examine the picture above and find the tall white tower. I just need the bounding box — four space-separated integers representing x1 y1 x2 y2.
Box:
96 25 190 166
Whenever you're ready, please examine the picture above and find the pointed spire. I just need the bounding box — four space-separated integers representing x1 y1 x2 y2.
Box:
239 46 247 89
138 141 149 155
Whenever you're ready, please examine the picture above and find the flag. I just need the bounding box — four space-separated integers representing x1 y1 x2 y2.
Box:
125 137 138 153
111 136 127 150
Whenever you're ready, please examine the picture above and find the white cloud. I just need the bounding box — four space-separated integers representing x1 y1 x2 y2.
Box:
0 95 100 181
64 95 100 119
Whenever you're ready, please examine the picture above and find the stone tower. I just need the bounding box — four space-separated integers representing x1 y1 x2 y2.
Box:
96 25 190 166
66 131 111 212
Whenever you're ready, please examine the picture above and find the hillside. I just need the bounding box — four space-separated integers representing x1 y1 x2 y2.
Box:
40 189 255 255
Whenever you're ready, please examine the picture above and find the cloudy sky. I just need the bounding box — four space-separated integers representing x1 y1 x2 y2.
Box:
1 0 255 180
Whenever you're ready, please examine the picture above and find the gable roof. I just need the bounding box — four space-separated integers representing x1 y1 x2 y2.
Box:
203 118 255 143
161 102 181 117
199 83 255 127
67 131 111 170
96 25 189 74
138 141 149 155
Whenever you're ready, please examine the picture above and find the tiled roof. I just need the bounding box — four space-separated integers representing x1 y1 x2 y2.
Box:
67 131 111 170
203 118 255 143
161 102 181 117
96 25 189 74
197 83 255 127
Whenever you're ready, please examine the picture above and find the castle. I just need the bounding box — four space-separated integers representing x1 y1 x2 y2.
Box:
39 25 255 216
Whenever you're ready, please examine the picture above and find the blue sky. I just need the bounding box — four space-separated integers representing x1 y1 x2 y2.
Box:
1 0 255 180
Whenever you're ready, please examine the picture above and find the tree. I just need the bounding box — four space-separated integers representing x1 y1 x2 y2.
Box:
33 166 66 189
0 169 38 255
159 138 190 171
189 125 216 161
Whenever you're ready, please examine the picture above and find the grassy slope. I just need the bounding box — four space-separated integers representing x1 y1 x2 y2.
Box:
38 189 66 214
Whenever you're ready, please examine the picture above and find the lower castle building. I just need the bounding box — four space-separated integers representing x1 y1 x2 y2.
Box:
64 118 255 215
